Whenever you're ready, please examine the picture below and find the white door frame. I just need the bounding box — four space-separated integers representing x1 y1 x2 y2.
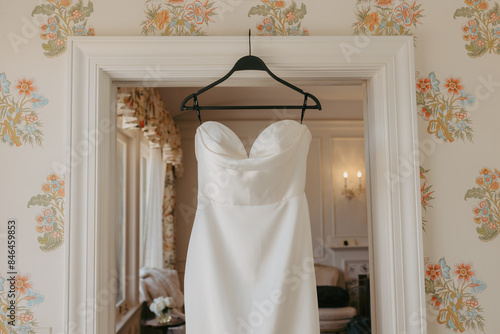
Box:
65 36 426 334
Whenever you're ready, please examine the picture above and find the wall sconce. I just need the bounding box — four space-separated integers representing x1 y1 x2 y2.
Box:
342 171 364 200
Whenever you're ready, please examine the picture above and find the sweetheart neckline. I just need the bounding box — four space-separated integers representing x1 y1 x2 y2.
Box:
197 120 307 159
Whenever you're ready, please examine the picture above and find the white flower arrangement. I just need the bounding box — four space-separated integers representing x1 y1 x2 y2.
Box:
149 296 175 317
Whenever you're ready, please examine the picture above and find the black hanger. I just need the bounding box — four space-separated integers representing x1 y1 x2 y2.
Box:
180 29 322 124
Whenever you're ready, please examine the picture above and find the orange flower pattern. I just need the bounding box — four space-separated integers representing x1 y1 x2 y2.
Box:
375 0 393 5
426 263 442 281
142 0 216 36
364 12 380 31
15 275 33 295
154 10 170 30
416 71 476 143
425 258 486 332
354 0 424 38
263 0 285 7
32 0 95 57
454 263 476 283
454 0 500 57
185 0 215 24
0 273 44 333
28 173 65 251
249 1 309 36
0 72 46 147
465 168 500 241
16 79 36 96
444 77 464 95
417 77 431 93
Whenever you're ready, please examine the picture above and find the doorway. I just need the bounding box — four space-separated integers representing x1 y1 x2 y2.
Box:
65 36 426 334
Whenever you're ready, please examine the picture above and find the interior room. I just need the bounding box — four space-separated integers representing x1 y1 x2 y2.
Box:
6 2 497 332
114 82 372 333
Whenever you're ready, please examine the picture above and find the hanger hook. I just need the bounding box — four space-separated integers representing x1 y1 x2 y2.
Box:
248 28 251 56
193 93 202 124
300 94 308 124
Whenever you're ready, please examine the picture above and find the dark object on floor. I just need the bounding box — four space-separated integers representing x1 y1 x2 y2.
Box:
347 315 371 334
140 301 158 334
358 275 371 317
317 286 350 308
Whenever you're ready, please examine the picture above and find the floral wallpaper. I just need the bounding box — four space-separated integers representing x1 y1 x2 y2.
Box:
454 0 500 57
353 0 424 37
1 0 500 333
0 274 45 334
425 258 487 332
141 0 217 36
32 0 95 57
465 168 500 241
416 71 476 143
0 73 46 147
27 173 65 252
248 1 309 36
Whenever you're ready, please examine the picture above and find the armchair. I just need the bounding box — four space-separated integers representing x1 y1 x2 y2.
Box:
314 264 356 334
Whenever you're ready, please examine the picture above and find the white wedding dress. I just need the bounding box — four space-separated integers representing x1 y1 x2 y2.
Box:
184 120 320 334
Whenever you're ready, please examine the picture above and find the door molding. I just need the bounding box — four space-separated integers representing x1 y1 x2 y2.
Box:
66 36 425 334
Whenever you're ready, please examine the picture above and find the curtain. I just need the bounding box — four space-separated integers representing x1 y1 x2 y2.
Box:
141 148 166 269
118 87 182 270
117 87 183 177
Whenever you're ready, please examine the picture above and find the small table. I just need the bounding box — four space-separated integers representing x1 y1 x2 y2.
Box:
141 317 185 333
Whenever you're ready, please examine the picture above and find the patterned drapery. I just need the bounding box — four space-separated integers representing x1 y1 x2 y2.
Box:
117 87 183 178
117 87 182 269
163 164 176 268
